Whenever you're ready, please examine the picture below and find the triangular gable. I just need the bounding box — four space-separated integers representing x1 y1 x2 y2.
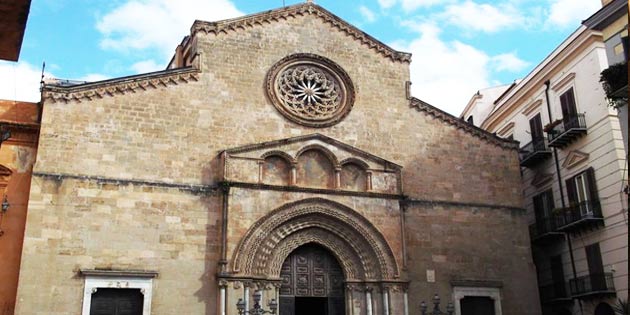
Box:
222 134 402 194
562 150 589 169
531 172 554 188
191 3 411 63
224 133 402 170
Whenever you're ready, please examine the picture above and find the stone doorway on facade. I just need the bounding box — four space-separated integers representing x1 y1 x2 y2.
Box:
279 243 345 315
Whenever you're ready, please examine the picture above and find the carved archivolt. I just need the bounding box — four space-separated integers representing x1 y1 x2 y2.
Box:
266 54 354 127
231 198 399 281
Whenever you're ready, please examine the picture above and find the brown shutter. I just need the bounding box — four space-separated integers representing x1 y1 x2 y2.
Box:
565 177 577 205
585 167 599 201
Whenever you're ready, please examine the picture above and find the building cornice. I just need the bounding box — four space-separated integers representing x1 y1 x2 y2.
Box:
409 98 518 150
191 3 411 63
481 28 603 131
43 67 200 103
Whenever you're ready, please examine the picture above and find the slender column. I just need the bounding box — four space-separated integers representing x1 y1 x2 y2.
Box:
403 290 409 315
290 165 297 186
366 289 373 315
258 161 264 183
382 289 390 315
366 171 373 191
334 168 341 188
220 286 227 315
244 285 250 312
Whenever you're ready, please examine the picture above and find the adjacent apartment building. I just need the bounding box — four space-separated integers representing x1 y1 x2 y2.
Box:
460 9 628 315
461 19 628 315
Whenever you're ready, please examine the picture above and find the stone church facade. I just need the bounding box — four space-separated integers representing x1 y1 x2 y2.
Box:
15 3 540 315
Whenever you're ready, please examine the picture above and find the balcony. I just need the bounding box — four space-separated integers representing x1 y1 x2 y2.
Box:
529 217 564 245
570 273 616 298
554 200 603 233
546 114 587 148
519 139 552 167
539 281 572 304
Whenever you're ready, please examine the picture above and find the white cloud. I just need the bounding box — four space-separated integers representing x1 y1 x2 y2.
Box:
79 73 110 82
130 60 163 73
0 61 50 102
377 0 397 9
391 22 491 115
548 0 600 28
96 0 243 60
359 6 377 23
492 53 530 72
440 1 524 32
377 0 454 12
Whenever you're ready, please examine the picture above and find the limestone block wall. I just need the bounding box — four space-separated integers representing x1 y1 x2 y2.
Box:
405 202 541 315
15 177 222 314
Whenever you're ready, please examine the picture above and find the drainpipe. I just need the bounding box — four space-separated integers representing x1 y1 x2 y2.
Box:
544 80 582 315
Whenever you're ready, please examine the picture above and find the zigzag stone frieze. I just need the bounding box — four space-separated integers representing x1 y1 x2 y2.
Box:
192 3 411 63
43 68 200 103
409 97 519 150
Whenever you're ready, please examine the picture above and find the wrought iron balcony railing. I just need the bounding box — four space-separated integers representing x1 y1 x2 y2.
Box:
554 199 603 233
519 138 552 167
547 114 587 148
569 273 615 298
539 281 571 303
529 217 564 244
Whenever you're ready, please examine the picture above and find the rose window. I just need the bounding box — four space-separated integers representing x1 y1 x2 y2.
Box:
266 54 354 127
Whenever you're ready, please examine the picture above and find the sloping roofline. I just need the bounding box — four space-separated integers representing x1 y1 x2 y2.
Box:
191 2 412 63
481 26 603 130
224 133 403 169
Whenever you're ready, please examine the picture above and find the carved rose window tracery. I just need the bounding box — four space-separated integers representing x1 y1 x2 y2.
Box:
266 54 354 127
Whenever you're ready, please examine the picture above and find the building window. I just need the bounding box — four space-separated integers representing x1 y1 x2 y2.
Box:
559 88 579 127
467 116 474 124
585 243 607 291
529 114 544 146
533 189 555 233
565 168 598 216
80 269 157 315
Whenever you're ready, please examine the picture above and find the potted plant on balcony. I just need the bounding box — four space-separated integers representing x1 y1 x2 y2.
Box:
600 62 628 109
613 299 628 315
543 119 563 133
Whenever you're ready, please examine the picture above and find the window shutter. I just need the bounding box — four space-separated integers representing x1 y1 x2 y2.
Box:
585 167 599 202
565 177 577 205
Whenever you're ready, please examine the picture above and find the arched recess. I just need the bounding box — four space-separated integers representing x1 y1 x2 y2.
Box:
295 145 338 189
261 151 294 186
231 198 399 281
339 158 368 191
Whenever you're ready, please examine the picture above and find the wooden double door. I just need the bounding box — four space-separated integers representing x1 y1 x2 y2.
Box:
279 244 345 315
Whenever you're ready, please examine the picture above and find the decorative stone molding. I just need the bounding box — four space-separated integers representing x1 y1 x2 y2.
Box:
409 97 518 150
80 269 157 315
192 3 411 63
562 150 589 169
551 72 576 92
231 198 400 281
531 172 554 188
266 53 355 127
452 285 502 315
43 68 200 103
521 99 543 117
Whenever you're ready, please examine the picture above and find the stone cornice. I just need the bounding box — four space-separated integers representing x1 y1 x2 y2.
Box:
409 97 518 150
191 3 411 63
43 67 200 103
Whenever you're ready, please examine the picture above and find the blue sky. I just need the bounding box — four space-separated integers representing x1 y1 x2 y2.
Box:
0 0 602 115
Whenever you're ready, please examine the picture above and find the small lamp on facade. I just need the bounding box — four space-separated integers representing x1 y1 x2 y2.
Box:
0 195 10 237
236 290 278 315
420 294 455 315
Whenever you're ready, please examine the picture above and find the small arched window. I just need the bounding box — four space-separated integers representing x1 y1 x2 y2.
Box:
340 162 367 191
262 156 291 186
297 149 334 188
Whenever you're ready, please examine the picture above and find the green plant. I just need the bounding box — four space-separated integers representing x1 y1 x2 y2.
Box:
613 299 628 315
600 62 628 109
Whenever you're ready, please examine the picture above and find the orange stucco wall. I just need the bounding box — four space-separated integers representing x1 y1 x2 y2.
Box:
0 100 39 315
